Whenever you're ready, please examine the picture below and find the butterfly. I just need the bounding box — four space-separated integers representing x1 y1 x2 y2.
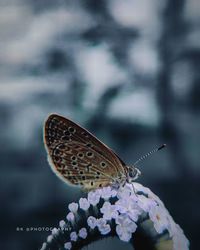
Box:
44 114 143 191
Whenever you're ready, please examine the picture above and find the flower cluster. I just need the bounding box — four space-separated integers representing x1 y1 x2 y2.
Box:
41 183 189 250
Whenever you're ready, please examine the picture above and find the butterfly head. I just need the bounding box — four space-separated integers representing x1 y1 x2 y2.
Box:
127 166 141 182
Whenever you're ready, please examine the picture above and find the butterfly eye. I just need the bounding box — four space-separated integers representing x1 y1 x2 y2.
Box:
129 167 141 180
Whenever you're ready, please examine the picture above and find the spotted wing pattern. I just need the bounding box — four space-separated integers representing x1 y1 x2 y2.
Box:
44 114 127 190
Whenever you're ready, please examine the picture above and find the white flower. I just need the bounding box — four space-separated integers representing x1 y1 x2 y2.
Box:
66 212 75 222
125 183 136 192
101 186 113 199
173 224 190 250
136 195 157 213
134 182 151 195
96 218 111 235
68 202 78 213
165 214 176 237
97 218 107 228
100 201 118 220
87 216 97 229
117 185 132 200
149 204 168 234
116 225 132 242
116 214 137 232
79 228 87 239
148 190 165 208
111 188 117 197
115 214 137 242
115 196 142 222
95 188 103 196
134 182 165 208
79 198 90 211
100 224 111 235
64 242 72 250
70 231 78 241
87 191 101 206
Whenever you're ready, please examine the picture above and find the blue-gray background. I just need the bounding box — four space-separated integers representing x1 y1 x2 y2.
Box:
0 0 199 249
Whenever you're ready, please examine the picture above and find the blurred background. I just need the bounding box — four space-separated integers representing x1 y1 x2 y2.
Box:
0 0 199 249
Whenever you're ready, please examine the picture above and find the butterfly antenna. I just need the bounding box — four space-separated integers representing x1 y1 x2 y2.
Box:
134 144 166 166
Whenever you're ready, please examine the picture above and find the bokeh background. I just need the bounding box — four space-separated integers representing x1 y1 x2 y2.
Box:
0 0 199 249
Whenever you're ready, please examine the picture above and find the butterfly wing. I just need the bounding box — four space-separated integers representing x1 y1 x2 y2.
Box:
44 114 127 190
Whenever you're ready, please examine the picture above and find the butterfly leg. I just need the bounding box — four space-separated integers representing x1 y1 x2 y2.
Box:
131 182 138 197
111 180 121 190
